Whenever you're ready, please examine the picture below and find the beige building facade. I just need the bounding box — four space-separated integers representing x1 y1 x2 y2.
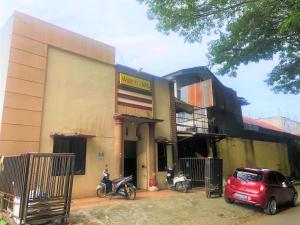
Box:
0 12 176 198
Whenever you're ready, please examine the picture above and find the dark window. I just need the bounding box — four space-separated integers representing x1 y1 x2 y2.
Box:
157 143 167 171
233 170 263 182
266 172 278 185
275 172 287 184
53 137 87 175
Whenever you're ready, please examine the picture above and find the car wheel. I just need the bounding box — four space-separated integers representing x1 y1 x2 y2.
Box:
264 198 277 215
291 193 298 207
224 197 234 204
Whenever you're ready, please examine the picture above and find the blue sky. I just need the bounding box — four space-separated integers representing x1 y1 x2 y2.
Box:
1 0 299 121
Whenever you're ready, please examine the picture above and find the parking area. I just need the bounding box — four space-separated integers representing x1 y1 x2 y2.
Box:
1 186 299 225
70 189 264 225
70 185 300 225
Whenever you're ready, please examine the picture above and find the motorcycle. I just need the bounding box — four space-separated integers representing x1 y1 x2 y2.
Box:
96 168 136 200
166 165 192 192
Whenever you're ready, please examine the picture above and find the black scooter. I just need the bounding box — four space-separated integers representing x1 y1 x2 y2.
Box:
96 168 136 200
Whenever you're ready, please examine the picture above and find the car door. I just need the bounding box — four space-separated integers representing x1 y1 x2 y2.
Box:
275 172 293 203
265 172 283 203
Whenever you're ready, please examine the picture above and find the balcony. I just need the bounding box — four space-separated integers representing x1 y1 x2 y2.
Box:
176 107 209 134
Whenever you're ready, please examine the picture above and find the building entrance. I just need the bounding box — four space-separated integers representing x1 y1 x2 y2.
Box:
124 141 137 186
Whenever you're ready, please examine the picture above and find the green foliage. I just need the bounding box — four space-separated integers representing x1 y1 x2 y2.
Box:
0 219 8 225
138 0 300 94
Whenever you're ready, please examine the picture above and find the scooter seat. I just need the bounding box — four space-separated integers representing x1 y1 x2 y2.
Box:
112 177 124 184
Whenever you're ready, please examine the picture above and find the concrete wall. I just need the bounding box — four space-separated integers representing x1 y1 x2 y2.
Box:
153 78 172 140
153 78 174 188
0 12 115 156
218 137 291 178
136 123 149 190
0 18 13 128
40 47 115 198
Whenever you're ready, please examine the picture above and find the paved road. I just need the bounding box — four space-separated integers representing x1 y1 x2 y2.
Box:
70 186 300 225
243 203 300 225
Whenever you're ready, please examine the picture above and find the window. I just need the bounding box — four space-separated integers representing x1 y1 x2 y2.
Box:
53 137 87 175
276 172 287 184
266 172 278 185
157 143 167 171
234 170 263 182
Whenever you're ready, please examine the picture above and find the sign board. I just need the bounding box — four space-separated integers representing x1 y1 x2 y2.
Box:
119 73 151 91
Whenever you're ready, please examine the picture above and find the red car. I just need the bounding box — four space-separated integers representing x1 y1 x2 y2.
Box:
224 168 298 215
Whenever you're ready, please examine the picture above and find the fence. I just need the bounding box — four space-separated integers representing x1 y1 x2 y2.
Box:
0 153 75 224
178 157 223 194
178 158 206 187
205 158 223 197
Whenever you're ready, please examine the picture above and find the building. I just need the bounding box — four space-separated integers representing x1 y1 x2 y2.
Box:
0 12 175 198
244 116 300 179
1 12 299 199
258 116 300 135
164 67 298 178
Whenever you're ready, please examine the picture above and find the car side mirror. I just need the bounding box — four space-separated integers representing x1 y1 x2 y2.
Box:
282 182 288 188
287 177 295 186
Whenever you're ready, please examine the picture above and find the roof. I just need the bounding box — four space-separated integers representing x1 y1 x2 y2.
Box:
259 116 300 125
236 167 271 174
243 116 287 133
116 64 166 81
114 114 163 124
164 66 248 106
163 66 224 87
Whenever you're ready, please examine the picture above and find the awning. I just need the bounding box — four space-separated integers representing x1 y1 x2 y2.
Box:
177 132 227 142
114 114 163 124
50 132 96 138
155 137 175 144
175 98 194 113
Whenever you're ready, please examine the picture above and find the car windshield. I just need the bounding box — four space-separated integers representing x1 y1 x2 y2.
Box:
234 170 263 182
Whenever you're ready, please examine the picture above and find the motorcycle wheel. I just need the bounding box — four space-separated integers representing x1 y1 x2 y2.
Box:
126 186 136 200
175 182 180 191
96 186 105 198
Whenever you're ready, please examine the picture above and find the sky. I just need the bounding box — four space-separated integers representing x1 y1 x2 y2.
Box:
1 0 299 122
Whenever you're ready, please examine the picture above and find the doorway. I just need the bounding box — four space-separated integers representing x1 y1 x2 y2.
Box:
124 141 137 186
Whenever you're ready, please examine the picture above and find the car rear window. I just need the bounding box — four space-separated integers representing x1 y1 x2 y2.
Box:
234 170 263 182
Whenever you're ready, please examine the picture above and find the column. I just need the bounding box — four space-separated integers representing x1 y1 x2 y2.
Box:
114 119 123 178
148 123 157 187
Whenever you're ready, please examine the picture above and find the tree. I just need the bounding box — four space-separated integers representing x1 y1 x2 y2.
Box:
138 0 300 94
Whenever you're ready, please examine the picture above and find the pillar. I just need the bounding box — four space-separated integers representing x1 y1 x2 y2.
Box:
114 119 123 178
148 123 157 187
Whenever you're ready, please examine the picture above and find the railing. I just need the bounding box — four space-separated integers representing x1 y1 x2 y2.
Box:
178 158 206 186
178 157 223 192
176 107 209 133
0 153 75 224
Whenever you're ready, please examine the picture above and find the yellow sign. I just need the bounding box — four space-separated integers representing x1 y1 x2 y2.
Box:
119 73 151 91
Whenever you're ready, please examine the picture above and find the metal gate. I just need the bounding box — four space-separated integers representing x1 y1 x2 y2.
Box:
178 158 206 186
178 157 223 192
0 153 75 224
205 158 223 197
